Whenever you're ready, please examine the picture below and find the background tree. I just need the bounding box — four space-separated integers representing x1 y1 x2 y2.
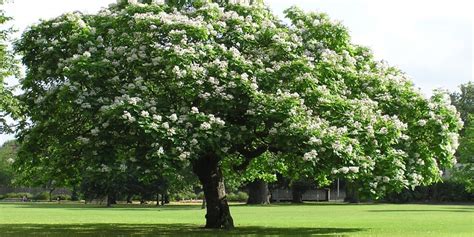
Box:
454 115 473 192
451 82 474 124
0 140 17 187
14 0 462 229
450 82 474 192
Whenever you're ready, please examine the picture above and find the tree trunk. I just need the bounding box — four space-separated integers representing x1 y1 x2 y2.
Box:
292 189 303 203
192 154 234 229
247 179 270 204
106 196 112 207
344 181 360 203
291 183 306 203
106 194 117 207
71 186 79 201
48 188 55 202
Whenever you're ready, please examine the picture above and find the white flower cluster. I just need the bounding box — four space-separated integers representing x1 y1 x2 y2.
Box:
303 150 318 161
332 166 359 174
308 137 322 145
100 164 111 173
77 136 90 144
122 111 136 123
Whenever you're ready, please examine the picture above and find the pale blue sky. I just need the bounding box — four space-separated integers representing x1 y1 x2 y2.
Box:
1 0 472 145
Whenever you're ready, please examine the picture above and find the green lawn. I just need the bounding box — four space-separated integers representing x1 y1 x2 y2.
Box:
0 202 472 236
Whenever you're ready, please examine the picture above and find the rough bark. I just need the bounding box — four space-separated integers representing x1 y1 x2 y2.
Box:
292 189 304 203
48 187 55 202
291 182 308 203
247 179 270 204
345 181 360 203
193 154 234 229
106 194 117 207
127 194 133 204
106 195 112 207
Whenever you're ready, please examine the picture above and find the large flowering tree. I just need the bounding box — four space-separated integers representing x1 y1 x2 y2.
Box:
14 0 462 229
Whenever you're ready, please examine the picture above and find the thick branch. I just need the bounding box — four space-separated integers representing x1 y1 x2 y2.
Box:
233 145 268 171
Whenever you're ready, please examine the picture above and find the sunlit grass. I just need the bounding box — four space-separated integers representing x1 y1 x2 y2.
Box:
0 202 472 236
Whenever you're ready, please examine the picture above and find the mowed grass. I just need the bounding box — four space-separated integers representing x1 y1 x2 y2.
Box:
0 202 472 236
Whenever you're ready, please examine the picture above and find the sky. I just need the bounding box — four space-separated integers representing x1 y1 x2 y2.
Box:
0 0 473 145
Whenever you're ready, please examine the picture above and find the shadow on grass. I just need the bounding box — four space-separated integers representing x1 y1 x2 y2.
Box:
0 224 364 237
9 203 204 211
368 207 474 213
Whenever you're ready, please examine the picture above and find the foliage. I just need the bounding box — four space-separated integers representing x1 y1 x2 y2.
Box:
170 190 197 201
452 115 474 192
32 191 50 201
56 194 72 200
451 82 474 125
226 191 248 202
4 192 32 198
0 0 20 134
450 82 474 192
13 0 462 226
0 140 17 186
383 180 474 203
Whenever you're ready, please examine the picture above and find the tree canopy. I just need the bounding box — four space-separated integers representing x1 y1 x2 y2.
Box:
14 0 462 228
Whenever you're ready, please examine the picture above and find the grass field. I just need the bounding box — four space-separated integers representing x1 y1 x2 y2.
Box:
0 202 472 236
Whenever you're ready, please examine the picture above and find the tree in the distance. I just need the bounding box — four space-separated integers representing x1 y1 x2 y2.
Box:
453 115 473 192
451 82 474 192
451 82 474 124
14 0 462 229
0 140 17 187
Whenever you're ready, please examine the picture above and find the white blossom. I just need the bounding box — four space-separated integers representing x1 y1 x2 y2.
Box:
418 119 427 126
200 122 211 130
309 137 322 145
169 113 178 122
348 166 359 173
157 147 165 156
141 110 150 117
122 111 136 123
153 114 162 121
338 167 349 174
77 136 90 144
91 127 100 136
303 149 318 161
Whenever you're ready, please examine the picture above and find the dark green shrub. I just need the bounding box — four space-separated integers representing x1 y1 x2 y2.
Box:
227 191 249 202
32 192 50 201
172 191 197 201
384 180 474 203
237 191 249 201
5 192 32 199
56 194 71 201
